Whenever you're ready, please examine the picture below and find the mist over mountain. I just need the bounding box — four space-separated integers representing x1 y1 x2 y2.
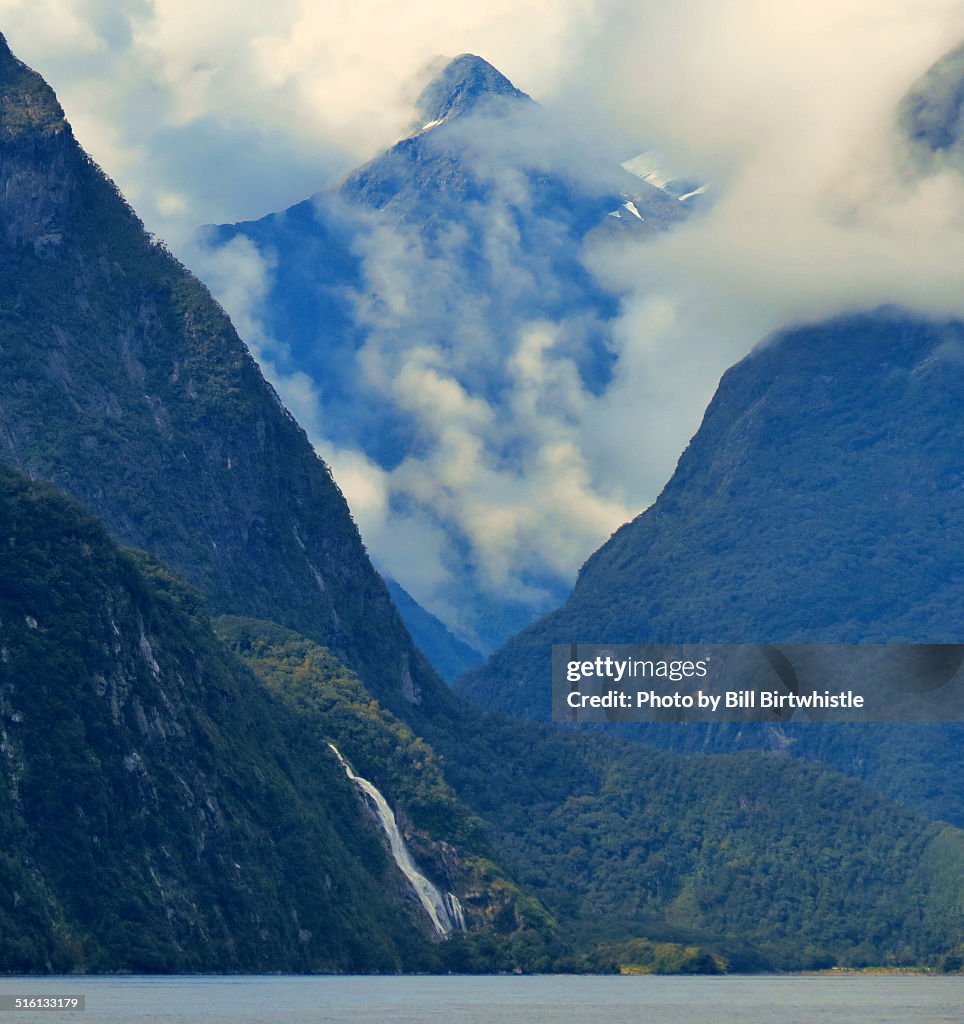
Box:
201 54 696 654
199 36 964 667
455 43 964 827
901 41 964 161
3 32 964 976
458 307 964 823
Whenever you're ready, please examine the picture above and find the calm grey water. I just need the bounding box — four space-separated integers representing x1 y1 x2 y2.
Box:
0 975 960 1023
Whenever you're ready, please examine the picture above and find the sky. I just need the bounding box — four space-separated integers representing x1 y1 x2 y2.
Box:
2 1 962 641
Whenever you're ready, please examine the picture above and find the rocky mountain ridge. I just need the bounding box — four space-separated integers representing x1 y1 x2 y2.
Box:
0 31 440 717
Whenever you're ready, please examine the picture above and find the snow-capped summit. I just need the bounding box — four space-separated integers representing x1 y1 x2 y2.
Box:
206 55 693 658
415 53 532 125
622 152 708 205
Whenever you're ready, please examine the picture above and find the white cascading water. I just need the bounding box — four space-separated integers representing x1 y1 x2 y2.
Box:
445 892 466 932
328 743 466 937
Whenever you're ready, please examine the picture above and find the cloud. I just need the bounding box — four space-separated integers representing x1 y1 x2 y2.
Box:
301 163 638 640
558 1 964 168
187 194 616 646
568 1 964 496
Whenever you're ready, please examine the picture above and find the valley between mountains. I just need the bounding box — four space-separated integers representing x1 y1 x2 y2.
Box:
0 33 962 975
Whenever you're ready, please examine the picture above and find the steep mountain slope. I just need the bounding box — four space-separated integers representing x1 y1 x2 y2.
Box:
0 462 565 972
0 463 438 972
469 311 964 652
206 54 691 654
218 612 964 972
0 32 439 715
458 311 964 822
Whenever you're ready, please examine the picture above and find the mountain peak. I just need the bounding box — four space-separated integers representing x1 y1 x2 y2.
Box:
416 54 531 125
0 32 67 142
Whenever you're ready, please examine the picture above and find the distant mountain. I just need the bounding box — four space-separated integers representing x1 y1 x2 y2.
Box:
384 577 484 682
0 32 439 716
900 40 964 160
458 310 964 824
205 53 696 656
334 54 682 236
416 53 531 122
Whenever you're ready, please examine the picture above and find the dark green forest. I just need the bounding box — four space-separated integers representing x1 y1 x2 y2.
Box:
221 613 964 972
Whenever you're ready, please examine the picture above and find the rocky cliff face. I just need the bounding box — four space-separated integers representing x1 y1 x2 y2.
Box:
415 53 531 123
0 36 78 250
0 33 441 715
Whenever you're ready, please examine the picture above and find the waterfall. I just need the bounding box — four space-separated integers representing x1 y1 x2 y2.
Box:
446 892 467 932
328 743 465 937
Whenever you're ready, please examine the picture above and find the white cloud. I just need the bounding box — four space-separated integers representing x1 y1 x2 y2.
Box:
570 2 964 498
